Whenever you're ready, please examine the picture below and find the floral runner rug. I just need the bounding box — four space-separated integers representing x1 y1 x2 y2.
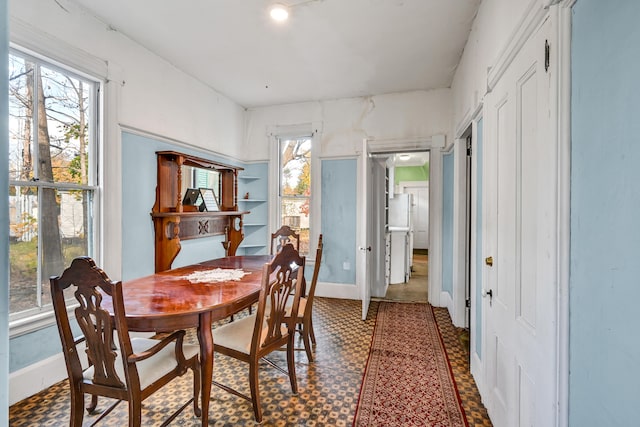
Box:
353 302 468 427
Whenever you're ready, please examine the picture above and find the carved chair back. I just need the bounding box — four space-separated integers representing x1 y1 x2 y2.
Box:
252 243 305 354
270 225 301 255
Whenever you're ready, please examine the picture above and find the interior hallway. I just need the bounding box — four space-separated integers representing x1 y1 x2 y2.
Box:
383 250 429 303
379 250 491 426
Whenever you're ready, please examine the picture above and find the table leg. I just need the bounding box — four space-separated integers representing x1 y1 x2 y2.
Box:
197 312 213 425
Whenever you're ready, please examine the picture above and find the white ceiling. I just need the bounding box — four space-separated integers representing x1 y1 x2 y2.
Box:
392 152 430 167
70 0 480 108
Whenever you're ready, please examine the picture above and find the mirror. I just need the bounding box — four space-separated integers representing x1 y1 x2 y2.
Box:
181 165 220 206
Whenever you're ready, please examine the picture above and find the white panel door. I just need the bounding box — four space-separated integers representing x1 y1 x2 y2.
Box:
483 18 557 427
357 139 372 320
406 186 429 249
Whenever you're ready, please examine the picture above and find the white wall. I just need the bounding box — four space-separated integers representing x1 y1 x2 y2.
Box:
243 89 452 160
10 1 245 156
451 0 533 129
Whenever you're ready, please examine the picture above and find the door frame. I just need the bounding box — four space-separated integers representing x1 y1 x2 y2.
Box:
357 136 445 311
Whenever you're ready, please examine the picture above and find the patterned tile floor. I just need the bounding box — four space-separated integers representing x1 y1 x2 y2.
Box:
9 298 491 426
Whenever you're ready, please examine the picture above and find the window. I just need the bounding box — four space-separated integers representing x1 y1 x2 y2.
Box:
8 48 100 321
278 135 312 255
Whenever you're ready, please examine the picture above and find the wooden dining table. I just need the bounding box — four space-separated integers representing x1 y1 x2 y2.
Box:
112 254 272 425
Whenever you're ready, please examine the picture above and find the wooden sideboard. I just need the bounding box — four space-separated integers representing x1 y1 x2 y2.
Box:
151 151 248 272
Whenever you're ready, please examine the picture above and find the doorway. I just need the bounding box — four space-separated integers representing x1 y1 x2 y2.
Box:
381 151 429 303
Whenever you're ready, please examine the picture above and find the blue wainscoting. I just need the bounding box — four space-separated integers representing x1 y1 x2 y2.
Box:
321 159 357 284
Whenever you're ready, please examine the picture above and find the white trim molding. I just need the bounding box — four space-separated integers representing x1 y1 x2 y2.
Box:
487 0 550 92
315 282 359 300
10 17 108 80
367 134 445 153
554 1 574 426
440 290 453 314
9 353 68 405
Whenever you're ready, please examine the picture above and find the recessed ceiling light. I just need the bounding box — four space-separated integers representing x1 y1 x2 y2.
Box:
270 3 290 21
398 154 411 161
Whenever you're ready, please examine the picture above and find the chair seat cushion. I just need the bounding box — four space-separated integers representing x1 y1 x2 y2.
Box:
285 297 307 319
84 337 199 390
213 314 287 354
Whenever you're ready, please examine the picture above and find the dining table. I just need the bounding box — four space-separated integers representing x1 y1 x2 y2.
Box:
111 254 273 425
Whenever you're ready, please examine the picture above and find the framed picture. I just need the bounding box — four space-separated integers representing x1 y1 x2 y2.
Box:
199 188 219 211
182 188 202 206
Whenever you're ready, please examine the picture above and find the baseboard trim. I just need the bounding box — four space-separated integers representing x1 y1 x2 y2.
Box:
9 331 153 405
440 291 453 313
315 281 359 300
9 352 68 405
470 352 487 399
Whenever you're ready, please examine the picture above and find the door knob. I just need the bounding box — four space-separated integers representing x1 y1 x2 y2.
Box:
485 256 493 266
482 288 493 306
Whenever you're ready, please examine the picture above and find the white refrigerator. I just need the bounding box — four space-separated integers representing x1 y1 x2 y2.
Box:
388 193 413 283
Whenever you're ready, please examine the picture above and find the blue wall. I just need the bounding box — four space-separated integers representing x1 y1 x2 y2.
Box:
441 152 454 296
321 159 357 284
570 1 640 425
1 0 10 414
475 118 483 359
121 132 245 280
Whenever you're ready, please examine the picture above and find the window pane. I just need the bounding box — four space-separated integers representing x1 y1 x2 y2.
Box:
279 137 311 255
280 196 310 255
40 65 92 185
9 186 92 315
41 188 92 308
280 137 311 197
9 185 39 314
8 55 35 181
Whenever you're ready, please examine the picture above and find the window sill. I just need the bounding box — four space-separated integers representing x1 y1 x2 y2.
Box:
9 307 73 338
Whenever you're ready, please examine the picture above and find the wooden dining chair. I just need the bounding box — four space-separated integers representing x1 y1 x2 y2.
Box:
270 225 300 255
287 234 323 362
50 257 201 427
212 243 305 423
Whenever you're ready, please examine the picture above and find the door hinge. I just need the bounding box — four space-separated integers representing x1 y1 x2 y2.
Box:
466 136 472 156
544 40 550 73
466 298 471 308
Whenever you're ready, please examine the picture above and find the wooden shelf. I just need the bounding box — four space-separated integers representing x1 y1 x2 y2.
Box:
151 151 247 272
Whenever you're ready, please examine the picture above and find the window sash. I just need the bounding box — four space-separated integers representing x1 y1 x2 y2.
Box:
8 47 100 325
277 135 312 256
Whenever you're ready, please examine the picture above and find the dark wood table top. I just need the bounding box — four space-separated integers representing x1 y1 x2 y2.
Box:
114 255 272 331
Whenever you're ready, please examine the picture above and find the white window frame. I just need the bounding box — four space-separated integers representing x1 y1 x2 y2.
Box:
269 123 322 261
8 22 109 337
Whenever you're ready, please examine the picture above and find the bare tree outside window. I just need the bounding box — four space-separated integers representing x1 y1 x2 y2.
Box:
8 50 98 317
279 136 311 255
